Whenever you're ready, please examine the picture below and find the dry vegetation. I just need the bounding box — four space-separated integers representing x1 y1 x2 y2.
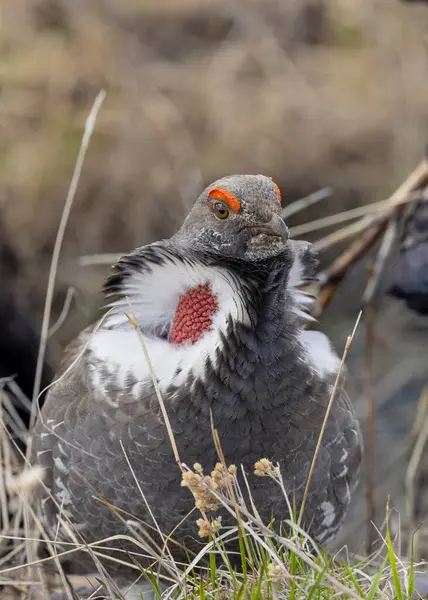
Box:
2 0 428 349
2 0 428 597
1 88 428 600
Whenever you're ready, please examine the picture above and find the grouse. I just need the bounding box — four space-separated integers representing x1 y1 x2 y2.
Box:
32 174 362 585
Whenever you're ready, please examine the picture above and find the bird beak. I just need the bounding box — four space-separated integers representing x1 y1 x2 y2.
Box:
267 214 289 240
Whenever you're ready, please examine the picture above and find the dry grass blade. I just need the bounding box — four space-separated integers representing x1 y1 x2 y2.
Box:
126 299 183 472
405 385 428 552
162 527 240 600
291 197 395 238
282 187 332 219
48 287 76 339
79 253 123 267
28 90 107 448
1 391 30 442
209 411 255 573
316 223 387 317
0 399 10 532
119 439 180 577
313 158 428 251
5 380 32 415
69 468 180 579
298 311 362 527
183 465 361 600
364 267 376 556
362 214 400 307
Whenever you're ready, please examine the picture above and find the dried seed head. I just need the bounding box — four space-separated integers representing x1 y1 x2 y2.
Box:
211 462 236 489
181 471 201 488
254 458 280 478
254 458 273 477
6 465 45 493
182 469 220 511
182 461 238 515
197 517 222 538
268 563 284 580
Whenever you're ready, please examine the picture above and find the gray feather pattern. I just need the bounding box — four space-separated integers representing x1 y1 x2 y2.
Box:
32 174 362 579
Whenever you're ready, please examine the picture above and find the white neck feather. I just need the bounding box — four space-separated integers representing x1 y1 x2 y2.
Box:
88 246 340 400
89 257 249 396
104 256 249 333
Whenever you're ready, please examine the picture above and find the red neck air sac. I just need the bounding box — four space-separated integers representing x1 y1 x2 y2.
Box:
170 283 219 345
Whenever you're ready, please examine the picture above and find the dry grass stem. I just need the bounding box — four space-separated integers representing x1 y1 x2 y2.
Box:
316 224 387 316
48 287 76 339
314 157 428 251
126 299 183 472
183 464 362 600
28 89 107 450
209 411 255 571
298 311 362 527
364 270 376 555
119 439 180 576
362 215 400 306
79 253 124 267
406 386 428 551
282 187 332 219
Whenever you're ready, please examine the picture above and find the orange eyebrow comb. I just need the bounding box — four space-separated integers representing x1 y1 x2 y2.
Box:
268 177 281 203
208 188 241 212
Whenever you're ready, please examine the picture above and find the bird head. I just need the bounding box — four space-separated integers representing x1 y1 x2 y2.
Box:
104 174 317 343
173 174 289 263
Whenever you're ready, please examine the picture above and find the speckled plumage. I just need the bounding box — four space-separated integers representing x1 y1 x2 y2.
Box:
32 175 362 582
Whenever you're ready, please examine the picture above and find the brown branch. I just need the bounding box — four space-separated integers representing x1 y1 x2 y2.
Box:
313 156 428 318
313 157 428 253
315 223 387 317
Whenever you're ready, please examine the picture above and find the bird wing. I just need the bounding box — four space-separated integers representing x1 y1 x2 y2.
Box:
31 325 175 557
306 386 362 543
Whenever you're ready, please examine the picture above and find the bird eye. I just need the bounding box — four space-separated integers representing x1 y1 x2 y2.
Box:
212 201 230 220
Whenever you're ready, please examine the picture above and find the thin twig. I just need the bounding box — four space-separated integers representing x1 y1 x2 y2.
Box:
364 263 376 556
119 439 179 575
29 90 106 445
79 253 123 267
291 196 392 238
6 380 33 415
362 213 400 307
405 385 428 547
291 189 425 239
282 187 332 219
48 287 76 339
298 311 362 526
313 158 428 251
126 299 183 472
209 412 255 573
0 399 10 531
315 223 387 317
177 466 361 600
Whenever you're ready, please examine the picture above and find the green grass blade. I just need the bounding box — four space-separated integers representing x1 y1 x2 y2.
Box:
386 527 403 600
305 564 329 600
209 541 217 591
407 531 416 599
342 563 366 598
367 556 388 600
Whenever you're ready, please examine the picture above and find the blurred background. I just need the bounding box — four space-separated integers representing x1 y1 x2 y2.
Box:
1 0 428 556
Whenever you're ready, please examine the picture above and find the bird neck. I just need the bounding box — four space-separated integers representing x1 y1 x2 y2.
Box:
238 256 293 338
